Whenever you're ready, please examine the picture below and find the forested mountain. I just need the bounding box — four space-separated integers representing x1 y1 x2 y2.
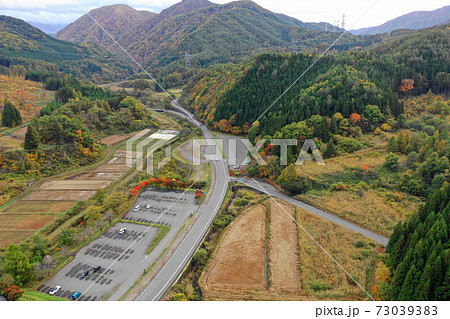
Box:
55 4 156 54
55 0 383 84
181 25 449 135
0 16 133 82
383 185 450 300
351 5 450 35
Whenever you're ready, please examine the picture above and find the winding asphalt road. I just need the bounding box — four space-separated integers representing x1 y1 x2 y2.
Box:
236 178 389 246
133 102 230 300
135 101 388 300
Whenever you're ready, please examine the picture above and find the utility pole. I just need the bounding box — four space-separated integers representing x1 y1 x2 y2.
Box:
341 14 346 30
291 40 298 54
185 51 191 68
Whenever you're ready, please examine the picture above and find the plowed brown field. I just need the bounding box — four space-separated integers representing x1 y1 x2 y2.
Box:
0 214 55 230
23 190 96 201
269 200 300 293
200 199 378 300
201 205 266 297
0 200 75 214
101 134 131 145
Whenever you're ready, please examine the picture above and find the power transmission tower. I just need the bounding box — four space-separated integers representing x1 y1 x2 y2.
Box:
341 14 346 30
185 51 191 68
291 40 298 54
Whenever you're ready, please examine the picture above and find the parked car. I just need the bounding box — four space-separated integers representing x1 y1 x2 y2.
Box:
119 228 126 234
72 292 81 300
145 204 151 209
81 270 89 278
232 165 240 170
49 285 61 295
93 266 101 273
134 205 140 212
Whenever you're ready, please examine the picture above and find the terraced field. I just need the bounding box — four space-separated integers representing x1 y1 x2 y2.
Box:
0 133 147 248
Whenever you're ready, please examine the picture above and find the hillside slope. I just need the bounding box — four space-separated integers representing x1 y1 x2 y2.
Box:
56 0 358 74
55 4 156 53
351 5 450 35
181 25 449 134
0 15 133 82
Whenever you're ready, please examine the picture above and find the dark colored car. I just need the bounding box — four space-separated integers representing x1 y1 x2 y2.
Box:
81 270 89 278
93 266 101 273
72 292 81 300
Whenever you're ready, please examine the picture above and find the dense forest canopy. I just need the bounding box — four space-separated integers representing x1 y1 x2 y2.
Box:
383 185 450 300
0 15 133 83
182 25 449 136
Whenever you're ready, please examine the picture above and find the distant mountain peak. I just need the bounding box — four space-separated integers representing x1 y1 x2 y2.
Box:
159 0 214 17
55 4 156 47
351 5 450 35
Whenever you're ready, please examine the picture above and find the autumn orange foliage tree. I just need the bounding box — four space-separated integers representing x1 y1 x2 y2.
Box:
371 261 392 300
3 285 24 301
400 79 414 94
350 113 361 124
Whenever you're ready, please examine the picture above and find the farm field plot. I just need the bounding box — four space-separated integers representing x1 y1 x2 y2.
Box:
0 200 75 214
24 190 96 201
200 199 379 300
101 134 131 145
201 205 266 298
269 201 300 293
0 132 137 248
0 214 55 230
39 180 112 190
0 230 35 247
64 171 124 181
93 165 129 172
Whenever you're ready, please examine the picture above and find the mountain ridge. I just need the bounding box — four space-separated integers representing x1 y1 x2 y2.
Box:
351 5 450 35
55 4 156 52
55 0 353 77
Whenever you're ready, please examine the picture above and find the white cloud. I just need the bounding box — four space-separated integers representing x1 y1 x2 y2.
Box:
0 0 447 29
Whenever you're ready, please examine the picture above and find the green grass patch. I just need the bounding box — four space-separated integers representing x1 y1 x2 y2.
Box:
146 226 170 255
19 289 67 301
117 219 171 256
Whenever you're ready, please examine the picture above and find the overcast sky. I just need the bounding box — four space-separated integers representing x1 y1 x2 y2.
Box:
0 0 447 29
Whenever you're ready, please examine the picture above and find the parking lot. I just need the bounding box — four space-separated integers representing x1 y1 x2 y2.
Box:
39 223 159 301
123 189 197 228
39 189 197 300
